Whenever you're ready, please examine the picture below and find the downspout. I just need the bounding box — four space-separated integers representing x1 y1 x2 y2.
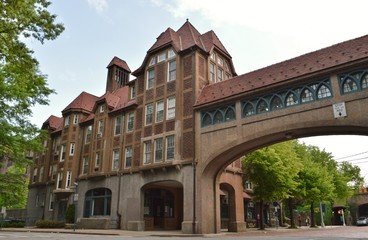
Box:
191 49 197 234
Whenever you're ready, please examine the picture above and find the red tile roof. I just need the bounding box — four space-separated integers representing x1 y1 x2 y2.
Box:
62 91 99 114
195 34 368 107
42 115 63 130
107 56 131 72
133 20 232 76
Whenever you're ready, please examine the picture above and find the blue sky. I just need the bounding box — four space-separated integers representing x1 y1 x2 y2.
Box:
28 0 368 182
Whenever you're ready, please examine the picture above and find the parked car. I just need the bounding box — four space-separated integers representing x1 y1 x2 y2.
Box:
357 216 368 226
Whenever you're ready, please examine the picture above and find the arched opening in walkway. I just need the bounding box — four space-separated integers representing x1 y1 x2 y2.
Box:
142 180 183 231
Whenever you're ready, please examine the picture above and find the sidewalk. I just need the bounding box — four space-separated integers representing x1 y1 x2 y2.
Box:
0 225 339 237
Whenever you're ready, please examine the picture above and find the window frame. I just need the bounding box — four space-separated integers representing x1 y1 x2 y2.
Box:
154 138 163 162
147 69 155 90
127 111 134 132
156 100 164 123
166 135 175 160
125 146 132 168
112 149 120 171
145 103 154 126
168 60 176 81
144 141 152 164
167 96 176 120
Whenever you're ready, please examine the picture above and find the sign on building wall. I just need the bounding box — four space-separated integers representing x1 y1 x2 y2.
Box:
332 102 347 118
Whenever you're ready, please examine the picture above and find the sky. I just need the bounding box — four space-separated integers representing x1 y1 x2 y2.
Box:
27 0 368 183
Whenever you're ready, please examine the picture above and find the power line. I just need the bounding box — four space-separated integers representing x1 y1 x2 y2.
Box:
335 151 368 161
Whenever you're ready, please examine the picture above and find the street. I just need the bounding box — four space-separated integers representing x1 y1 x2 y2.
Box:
1 226 368 239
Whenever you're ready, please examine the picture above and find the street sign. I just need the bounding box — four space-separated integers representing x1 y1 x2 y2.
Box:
74 193 79 201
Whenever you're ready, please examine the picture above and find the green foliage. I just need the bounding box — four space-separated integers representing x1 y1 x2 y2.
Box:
0 221 25 228
0 0 63 209
35 220 65 228
65 204 75 224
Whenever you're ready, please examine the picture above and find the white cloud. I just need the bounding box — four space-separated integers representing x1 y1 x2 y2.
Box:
87 0 108 14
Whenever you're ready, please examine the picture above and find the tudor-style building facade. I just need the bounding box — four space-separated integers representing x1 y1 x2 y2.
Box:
26 20 245 232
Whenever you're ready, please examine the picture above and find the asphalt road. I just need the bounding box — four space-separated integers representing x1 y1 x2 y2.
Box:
1 226 368 239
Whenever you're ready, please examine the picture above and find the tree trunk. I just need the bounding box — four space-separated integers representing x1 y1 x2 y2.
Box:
259 199 265 230
310 202 316 227
288 197 296 228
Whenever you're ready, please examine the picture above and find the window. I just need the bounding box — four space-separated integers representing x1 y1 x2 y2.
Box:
270 96 283 110
166 135 174 160
57 172 63 189
95 153 100 169
66 171 72 189
98 120 104 136
82 157 89 174
301 89 314 103
256 100 268 113
69 143 75 156
243 103 255 117
49 192 54 211
154 138 163 162
218 68 224 82
156 101 164 122
147 69 155 89
52 164 57 180
158 52 166 62
125 147 132 168
342 78 358 93
317 84 332 99
114 116 123 135
145 103 153 125
38 166 44 182
167 96 176 120
362 74 368 89
32 168 38 183
144 141 152 164
168 60 176 81
86 125 92 143
217 56 223 66
84 188 111 218
100 105 105 113
112 149 120 171
149 57 156 66
127 112 134 132
210 52 216 61
168 49 175 58
60 144 66 161
73 114 79 124
210 62 216 82
286 93 298 106
130 85 136 99
64 116 70 126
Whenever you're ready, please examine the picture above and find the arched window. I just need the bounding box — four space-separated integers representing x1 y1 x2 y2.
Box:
285 92 298 107
256 99 268 113
213 110 224 124
243 103 255 117
84 188 111 217
342 77 358 93
301 88 314 103
201 113 212 127
224 107 236 121
270 96 283 111
361 74 368 89
317 84 331 99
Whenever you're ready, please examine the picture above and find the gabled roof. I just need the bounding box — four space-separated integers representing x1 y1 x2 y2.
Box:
195 34 368 107
107 56 131 72
133 20 232 76
42 115 63 130
62 91 99 114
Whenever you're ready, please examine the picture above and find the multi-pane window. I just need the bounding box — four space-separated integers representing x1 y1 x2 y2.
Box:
82 157 89 174
83 188 111 217
166 135 175 160
73 114 79 124
145 103 153 125
149 57 156 66
154 138 163 162
112 150 120 171
115 116 123 135
156 101 164 122
57 172 63 189
158 52 166 63
64 116 70 126
317 84 332 99
48 191 54 211
100 105 105 113
217 56 223 66
301 89 314 103
69 143 75 156
144 141 152 164
168 49 176 58
210 62 216 82
218 68 224 82
127 112 134 132
66 171 72 189
167 96 176 120
98 120 104 135
95 153 100 169
125 147 132 168
86 125 92 143
130 85 136 99
168 60 176 81
52 164 57 180
147 69 155 89
60 144 66 161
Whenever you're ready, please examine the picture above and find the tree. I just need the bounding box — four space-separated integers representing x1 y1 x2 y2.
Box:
339 161 364 192
243 140 302 229
0 0 64 208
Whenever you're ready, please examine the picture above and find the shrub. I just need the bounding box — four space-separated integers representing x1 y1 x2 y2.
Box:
35 220 65 228
65 204 75 224
0 221 25 228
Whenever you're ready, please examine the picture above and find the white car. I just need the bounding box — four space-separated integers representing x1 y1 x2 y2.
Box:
357 216 368 226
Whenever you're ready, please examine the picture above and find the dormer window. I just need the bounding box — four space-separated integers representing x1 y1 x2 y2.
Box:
217 56 223 66
158 52 166 63
168 49 176 59
64 116 70 126
149 57 156 66
100 105 105 113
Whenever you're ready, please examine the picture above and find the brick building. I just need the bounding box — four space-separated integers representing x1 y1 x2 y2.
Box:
26 20 245 232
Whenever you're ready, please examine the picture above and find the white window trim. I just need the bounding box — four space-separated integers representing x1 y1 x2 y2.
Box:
66 171 72 189
168 60 176 82
69 143 75 156
156 101 164 123
145 103 153 126
127 112 134 132
166 135 175 160
167 96 176 120
125 147 132 168
144 141 152 164
147 69 154 90
112 149 120 171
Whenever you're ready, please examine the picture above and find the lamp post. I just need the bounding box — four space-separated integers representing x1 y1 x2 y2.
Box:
73 182 78 231
319 202 325 228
